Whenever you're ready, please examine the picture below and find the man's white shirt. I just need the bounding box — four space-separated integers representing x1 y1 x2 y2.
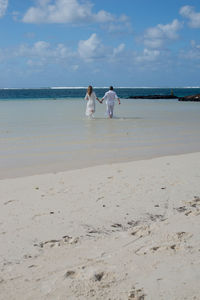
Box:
103 90 118 104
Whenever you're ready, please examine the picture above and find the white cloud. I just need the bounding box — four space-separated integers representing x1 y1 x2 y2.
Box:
22 0 133 36
0 35 125 71
22 0 123 26
180 6 200 28
180 40 200 60
23 0 91 23
16 41 74 66
0 0 8 18
71 64 79 71
18 41 50 56
78 33 126 63
135 48 160 63
113 43 125 56
78 33 108 62
78 33 128 64
95 10 114 23
142 19 183 49
101 14 133 35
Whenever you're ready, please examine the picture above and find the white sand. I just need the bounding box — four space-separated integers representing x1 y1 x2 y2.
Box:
0 152 200 299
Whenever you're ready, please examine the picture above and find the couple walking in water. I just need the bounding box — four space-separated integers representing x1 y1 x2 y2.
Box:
85 86 120 119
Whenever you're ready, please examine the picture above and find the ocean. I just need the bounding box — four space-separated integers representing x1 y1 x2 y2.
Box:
1 87 200 178
0 87 200 100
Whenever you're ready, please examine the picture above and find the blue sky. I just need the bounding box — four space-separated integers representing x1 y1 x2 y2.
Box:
0 0 200 88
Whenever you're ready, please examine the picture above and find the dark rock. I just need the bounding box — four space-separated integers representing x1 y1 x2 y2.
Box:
178 94 200 101
128 93 200 101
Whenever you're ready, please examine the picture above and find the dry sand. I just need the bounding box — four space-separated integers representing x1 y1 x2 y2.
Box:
0 152 200 300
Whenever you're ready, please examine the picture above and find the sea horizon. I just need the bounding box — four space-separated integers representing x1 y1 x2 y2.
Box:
1 86 200 90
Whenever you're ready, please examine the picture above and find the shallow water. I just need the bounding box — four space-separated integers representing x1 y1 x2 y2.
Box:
1 98 200 178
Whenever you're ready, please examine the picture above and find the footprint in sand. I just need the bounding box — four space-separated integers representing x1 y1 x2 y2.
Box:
175 196 200 216
146 213 165 222
111 223 123 228
127 220 140 227
130 224 151 238
151 244 177 253
64 270 76 279
96 196 104 202
175 206 187 213
86 226 111 237
135 231 192 255
93 271 104 282
128 286 146 299
34 235 79 249
3 199 18 205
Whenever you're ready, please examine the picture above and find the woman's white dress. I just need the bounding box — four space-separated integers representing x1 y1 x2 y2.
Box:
85 92 96 117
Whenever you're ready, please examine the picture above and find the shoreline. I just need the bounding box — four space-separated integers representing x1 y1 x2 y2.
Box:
1 151 200 299
1 148 200 180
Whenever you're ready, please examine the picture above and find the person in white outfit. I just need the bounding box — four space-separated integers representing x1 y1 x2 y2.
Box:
85 85 101 118
101 86 120 118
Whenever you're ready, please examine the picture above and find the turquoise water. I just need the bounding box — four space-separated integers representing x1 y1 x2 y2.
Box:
1 97 200 178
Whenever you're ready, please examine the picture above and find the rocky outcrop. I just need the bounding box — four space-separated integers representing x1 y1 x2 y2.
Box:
178 94 200 102
127 94 200 101
128 95 178 99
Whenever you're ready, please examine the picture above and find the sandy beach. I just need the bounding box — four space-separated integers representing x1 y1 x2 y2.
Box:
2 0 200 297
0 152 200 299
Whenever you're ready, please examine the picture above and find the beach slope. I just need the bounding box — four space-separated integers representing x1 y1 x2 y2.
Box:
0 152 200 299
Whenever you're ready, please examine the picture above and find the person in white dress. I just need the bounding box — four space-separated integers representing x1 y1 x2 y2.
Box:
85 85 101 118
101 86 120 118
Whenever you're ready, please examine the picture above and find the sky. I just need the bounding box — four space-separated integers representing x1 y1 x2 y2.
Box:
0 0 200 88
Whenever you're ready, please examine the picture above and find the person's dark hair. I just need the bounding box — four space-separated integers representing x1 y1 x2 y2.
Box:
87 85 93 96
109 86 113 90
